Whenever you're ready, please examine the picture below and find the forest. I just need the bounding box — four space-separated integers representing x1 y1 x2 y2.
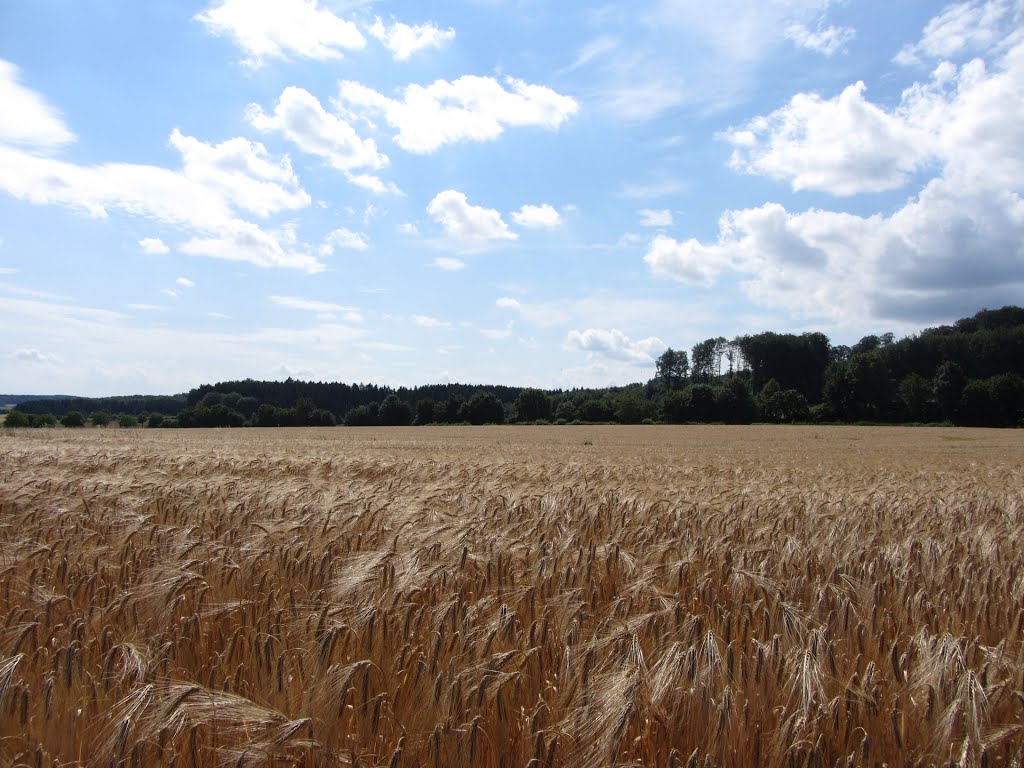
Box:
7 306 1024 428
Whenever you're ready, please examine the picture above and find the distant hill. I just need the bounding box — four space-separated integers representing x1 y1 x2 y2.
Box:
12 394 188 418
1 394 76 411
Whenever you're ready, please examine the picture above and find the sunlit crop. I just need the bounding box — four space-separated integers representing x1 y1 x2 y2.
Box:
1 425 1022 766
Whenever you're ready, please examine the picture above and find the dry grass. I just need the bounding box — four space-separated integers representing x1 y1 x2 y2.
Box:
0 425 1022 766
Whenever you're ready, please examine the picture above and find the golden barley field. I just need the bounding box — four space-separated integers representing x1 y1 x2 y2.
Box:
1 425 1023 767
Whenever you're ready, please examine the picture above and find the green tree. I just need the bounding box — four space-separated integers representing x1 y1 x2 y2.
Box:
757 380 810 423
3 410 29 428
579 399 613 422
715 377 755 423
118 414 139 428
897 373 937 422
415 398 436 425
147 413 165 428
613 392 652 424
345 403 380 427
307 409 337 427
463 392 505 425
655 348 689 389
379 394 413 426
442 395 465 423
933 360 967 423
824 352 892 421
32 413 58 428
516 388 552 422
90 411 112 427
61 411 85 427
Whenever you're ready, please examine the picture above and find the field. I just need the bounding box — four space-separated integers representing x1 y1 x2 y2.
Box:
1 425 1023 767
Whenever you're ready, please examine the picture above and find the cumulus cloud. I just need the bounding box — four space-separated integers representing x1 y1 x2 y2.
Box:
895 0 1020 65
566 328 665 363
246 87 391 191
320 227 369 255
638 209 673 227
431 256 466 271
0 70 324 274
495 297 521 310
427 190 517 241
510 203 562 229
785 23 855 56
336 75 578 153
180 220 325 272
169 129 309 216
139 238 170 255
0 59 75 150
368 17 455 61
175 277 194 288
647 179 1024 326
724 81 933 195
195 0 365 67
644 233 733 287
725 29 1024 200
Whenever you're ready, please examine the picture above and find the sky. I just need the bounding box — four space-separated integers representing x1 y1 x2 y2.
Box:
1 0 1023 397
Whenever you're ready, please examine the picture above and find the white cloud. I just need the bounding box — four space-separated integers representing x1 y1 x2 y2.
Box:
169 129 309 217
638 209 673 227
195 0 365 68
895 0 1020 65
247 87 390 190
579 0 853 117
565 35 619 72
566 328 665 363
337 76 578 153
495 297 521 310
180 220 325 273
644 233 733 287
320 227 369 255
139 237 170 255
0 68 323 275
161 288 179 299
175 277 194 288
431 256 466 271
398 222 419 236
785 23 855 56
368 17 455 61
724 81 932 195
601 76 688 122
413 314 452 328
511 203 562 229
0 144 234 229
270 294 354 313
427 190 517 241
270 295 361 322
0 60 75 151
726 33 1024 196
12 348 60 364
646 178 1024 326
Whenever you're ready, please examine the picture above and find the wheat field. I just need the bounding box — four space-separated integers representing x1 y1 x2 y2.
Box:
0 425 1022 767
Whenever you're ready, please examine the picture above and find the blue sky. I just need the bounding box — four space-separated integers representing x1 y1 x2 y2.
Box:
1 0 1022 396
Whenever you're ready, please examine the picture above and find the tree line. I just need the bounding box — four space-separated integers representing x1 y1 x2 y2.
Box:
6 306 1023 429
